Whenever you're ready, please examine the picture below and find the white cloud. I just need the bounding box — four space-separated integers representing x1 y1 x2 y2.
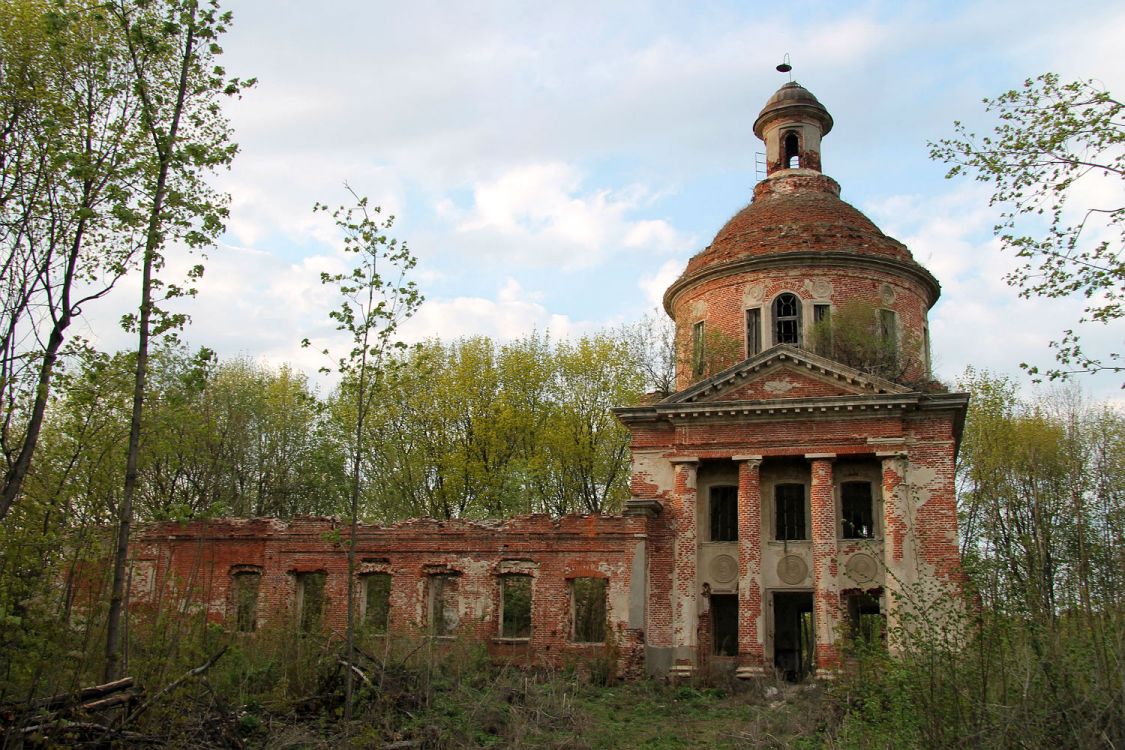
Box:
401 277 588 343
638 258 686 310
444 163 692 269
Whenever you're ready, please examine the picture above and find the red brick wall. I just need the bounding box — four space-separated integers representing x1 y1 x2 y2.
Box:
672 265 932 389
129 514 648 674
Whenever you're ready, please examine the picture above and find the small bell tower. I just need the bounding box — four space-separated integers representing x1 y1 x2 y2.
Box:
753 80 834 176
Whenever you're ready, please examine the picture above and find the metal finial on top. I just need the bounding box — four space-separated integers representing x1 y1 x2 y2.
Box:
776 53 793 81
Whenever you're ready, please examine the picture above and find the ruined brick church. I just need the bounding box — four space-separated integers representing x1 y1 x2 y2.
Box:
132 81 967 680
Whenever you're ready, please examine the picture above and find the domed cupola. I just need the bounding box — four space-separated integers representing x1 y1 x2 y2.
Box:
753 81 833 175
664 80 941 390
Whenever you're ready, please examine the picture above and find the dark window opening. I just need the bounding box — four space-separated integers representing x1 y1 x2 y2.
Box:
878 309 898 356
773 293 801 345
232 571 260 633
430 574 460 636
501 575 532 638
711 594 739 656
774 592 814 681
572 577 607 643
295 572 326 634
746 308 762 356
692 321 705 376
784 132 800 169
846 591 884 646
364 573 391 633
775 483 807 540
710 485 738 542
813 304 832 355
842 481 875 539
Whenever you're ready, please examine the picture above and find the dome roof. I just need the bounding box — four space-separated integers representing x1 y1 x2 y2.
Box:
753 81 833 139
665 172 938 309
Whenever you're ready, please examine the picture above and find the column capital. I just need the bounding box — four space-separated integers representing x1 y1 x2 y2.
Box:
732 454 763 464
669 456 700 466
876 450 909 459
805 452 837 460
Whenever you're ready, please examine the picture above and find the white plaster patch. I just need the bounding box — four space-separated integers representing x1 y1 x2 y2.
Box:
764 379 796 394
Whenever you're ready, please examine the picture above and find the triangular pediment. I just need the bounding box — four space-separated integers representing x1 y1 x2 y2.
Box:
663 345 912 405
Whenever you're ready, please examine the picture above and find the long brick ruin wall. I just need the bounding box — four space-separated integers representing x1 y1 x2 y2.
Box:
129 514 652 677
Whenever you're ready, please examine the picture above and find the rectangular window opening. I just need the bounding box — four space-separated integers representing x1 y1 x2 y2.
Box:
232 571 260 633
572 577 607 643
692 321 705 376
429 574 460 636
500 575 532 638
709 485 738 542
746 308 762 357
878 309 898 356
364 573 391 633
813 304 832 356
847 591 884 646
841 481 875 539
295 572 326 634
775 483 807 541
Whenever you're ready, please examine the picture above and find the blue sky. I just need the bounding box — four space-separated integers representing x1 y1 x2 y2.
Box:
79 0 1125 402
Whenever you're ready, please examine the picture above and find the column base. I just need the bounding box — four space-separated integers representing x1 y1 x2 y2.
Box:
735 664 767 680
668 662 695 680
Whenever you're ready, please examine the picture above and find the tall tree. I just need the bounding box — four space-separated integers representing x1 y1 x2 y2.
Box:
104 0 249 681
930 73 1124 380
304 189 421 721
0 0 148 519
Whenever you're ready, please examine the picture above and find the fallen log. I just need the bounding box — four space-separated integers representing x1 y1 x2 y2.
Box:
79 690 138 713
28 677 135 711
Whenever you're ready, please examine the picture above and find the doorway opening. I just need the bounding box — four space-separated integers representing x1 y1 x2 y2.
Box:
773 591 814 681
711 594 738 656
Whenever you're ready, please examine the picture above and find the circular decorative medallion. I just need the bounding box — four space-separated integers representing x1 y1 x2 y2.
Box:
880 283 897 306
710 554 737 584
776 555 809 585
743 282 765 304
811 278 833 299
845 553 879 583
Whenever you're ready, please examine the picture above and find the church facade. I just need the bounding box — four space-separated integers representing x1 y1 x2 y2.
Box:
130 81 967 680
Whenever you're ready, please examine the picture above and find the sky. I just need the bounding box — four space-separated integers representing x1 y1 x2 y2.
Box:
77 0 1125 403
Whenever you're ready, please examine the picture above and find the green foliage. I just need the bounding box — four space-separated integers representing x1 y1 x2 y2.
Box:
357 332 645 520
807 300 927 386
680 323 742 386
930 73 1124 380
22 342 342 523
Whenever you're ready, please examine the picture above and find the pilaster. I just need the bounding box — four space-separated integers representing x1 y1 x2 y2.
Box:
879 451 909 655
808 454 840 675
733 455 765 678
669 457 699 676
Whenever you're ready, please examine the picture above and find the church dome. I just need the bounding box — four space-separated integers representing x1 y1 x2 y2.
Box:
671 171 922 289
664 78 941 390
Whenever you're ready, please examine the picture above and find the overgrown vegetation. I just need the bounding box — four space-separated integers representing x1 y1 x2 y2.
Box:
1 4 1122 743
830 372 1125 749
807 300 933 388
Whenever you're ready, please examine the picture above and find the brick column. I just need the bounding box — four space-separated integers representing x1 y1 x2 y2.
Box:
669 457 699 677
808 454 840 675
734 456 765 678
879 452 908 655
